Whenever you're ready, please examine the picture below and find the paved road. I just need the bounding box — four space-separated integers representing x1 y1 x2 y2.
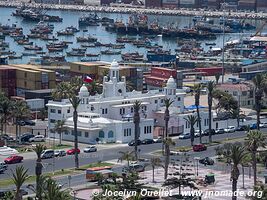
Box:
1 129 265 180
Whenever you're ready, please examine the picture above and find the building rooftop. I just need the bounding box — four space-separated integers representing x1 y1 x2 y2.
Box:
216 83 253 91
11 64 54 73
25 89 53 93
71 61 110 67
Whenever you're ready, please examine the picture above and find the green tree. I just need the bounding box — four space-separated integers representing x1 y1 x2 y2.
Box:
223 144 247 200
39 108 47 121
163 98 173 154
0 95 13 136
12 100 31 143
215 73 220 84
133 100 141 160
11 166 29 200
184 115 198 146
252 74 267 130
33 144 47 200
164 138 175 180
192 84 202 143
249 184 267 200
69 96 81 169
245 130 266 186
207 81 215 143
53 120 67 145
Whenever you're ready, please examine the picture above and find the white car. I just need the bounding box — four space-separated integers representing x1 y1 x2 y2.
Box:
179 132 191 139
224 126 236 133
83 146 97 153
259 122 267 128
29 135 45 142
194 130 204 137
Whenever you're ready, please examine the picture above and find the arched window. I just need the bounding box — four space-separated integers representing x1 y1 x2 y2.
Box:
108 130 114 138
99 130 105 138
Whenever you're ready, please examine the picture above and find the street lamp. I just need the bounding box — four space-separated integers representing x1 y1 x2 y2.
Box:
221 2 228 84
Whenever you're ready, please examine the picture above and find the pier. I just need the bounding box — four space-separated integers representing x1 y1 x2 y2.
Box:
1 1 267 20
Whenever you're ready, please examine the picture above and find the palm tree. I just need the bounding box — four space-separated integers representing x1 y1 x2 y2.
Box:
53 120 67 145
192 84 203 143
252 74 267 130
118 151 135 167
11 166 29 200
150 157 162 183
0 97 13 135
133 100 141 160
12 100 31 143
33 144 47 200
223 145 247 200
69 96 81 169
245 130 266 186
164 137 175 180
39 108 47 121
207 81 215 143
184 115 198 146
163 98 174 154
52 81 73 101
43 177 71 200
215 73 220 84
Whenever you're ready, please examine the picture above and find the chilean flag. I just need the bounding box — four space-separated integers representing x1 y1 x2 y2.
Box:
83 75 93 83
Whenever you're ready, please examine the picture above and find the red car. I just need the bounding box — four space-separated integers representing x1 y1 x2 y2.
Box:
193 144 207 152
4 155 23 164
66 148 80 155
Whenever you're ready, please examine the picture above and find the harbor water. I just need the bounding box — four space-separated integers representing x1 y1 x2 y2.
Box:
0 7 264 64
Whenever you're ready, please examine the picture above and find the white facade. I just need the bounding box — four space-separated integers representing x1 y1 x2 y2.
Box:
47 60 211 144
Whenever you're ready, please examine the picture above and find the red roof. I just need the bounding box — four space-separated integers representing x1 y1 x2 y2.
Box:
217 83 252 92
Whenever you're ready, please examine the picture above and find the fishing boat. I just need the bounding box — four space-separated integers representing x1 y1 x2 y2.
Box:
22 52 36 56
205 42 216 46
79 13 100 27
46 42 68 49
86 53 100 57
116 37 135 43
42 15 63 22
27 33 41 39
57 26 78 36
76 36 97 43
0 41 9 48
121 52 143 61
101 49 121 55
17 39 33 45
47 47 64 52
72 47 86 52
81 43 96 48
41 35 58 41
24 45 42 51
66 50 85 57
111 44 125 49
8 54 22 59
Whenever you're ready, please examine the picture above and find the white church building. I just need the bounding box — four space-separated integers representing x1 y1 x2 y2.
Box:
47 60 212 144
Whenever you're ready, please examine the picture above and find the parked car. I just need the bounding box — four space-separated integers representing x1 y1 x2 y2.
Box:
23 119 36 126
199 157 214 165
0 162 8 170
128 139 142 146
203 129 215 136
179 132 191 139
29 135 45 142
215 128 225 134
83 146 97 153
250 123 257 130
259 122 267 128
236 125 247 131
41 149 54 159
194 130 203 137
54 150 66 157
170 151 180 155
0 134 14 142
19 133 34 143
224 126 236 133
153 137 162 143
67 148 80 155
122 163 145 173
141 139 154 145
193 144 207 152
4 155 23 164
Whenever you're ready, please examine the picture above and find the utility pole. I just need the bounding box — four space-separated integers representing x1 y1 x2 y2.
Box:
221 2 227 84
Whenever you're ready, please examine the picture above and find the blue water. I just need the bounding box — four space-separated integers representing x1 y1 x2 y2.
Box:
0 7 263 64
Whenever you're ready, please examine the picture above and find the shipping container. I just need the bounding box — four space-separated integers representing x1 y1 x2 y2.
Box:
145 0 162 8
151 67 177 79
195 67 223 76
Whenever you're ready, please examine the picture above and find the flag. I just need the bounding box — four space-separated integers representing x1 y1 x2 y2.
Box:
83 76 93 83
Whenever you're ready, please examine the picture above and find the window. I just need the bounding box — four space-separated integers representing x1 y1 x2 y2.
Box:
64 130 69 135
120 108 125 115
86 98 89 104
58 110 61 114
233 91 238 96
51 109 56 113
108 131 114 138
71 130 74 136
124 128 131 136
50 119 55 123
161 99 164 103
131 107 133 113
102 109 105 114
155 100 158 104
24 72 27 78
67 109 70 113
84 132 89 137
91 106 94 111
177 97 181 101
77 131 81 137
99 131 105 138
242 91 247 96
78 65 81 71
105 108 108 114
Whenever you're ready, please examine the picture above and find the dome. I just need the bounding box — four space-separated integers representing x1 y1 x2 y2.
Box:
166 76 176 88
79 84 88 93
110 59 119 69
